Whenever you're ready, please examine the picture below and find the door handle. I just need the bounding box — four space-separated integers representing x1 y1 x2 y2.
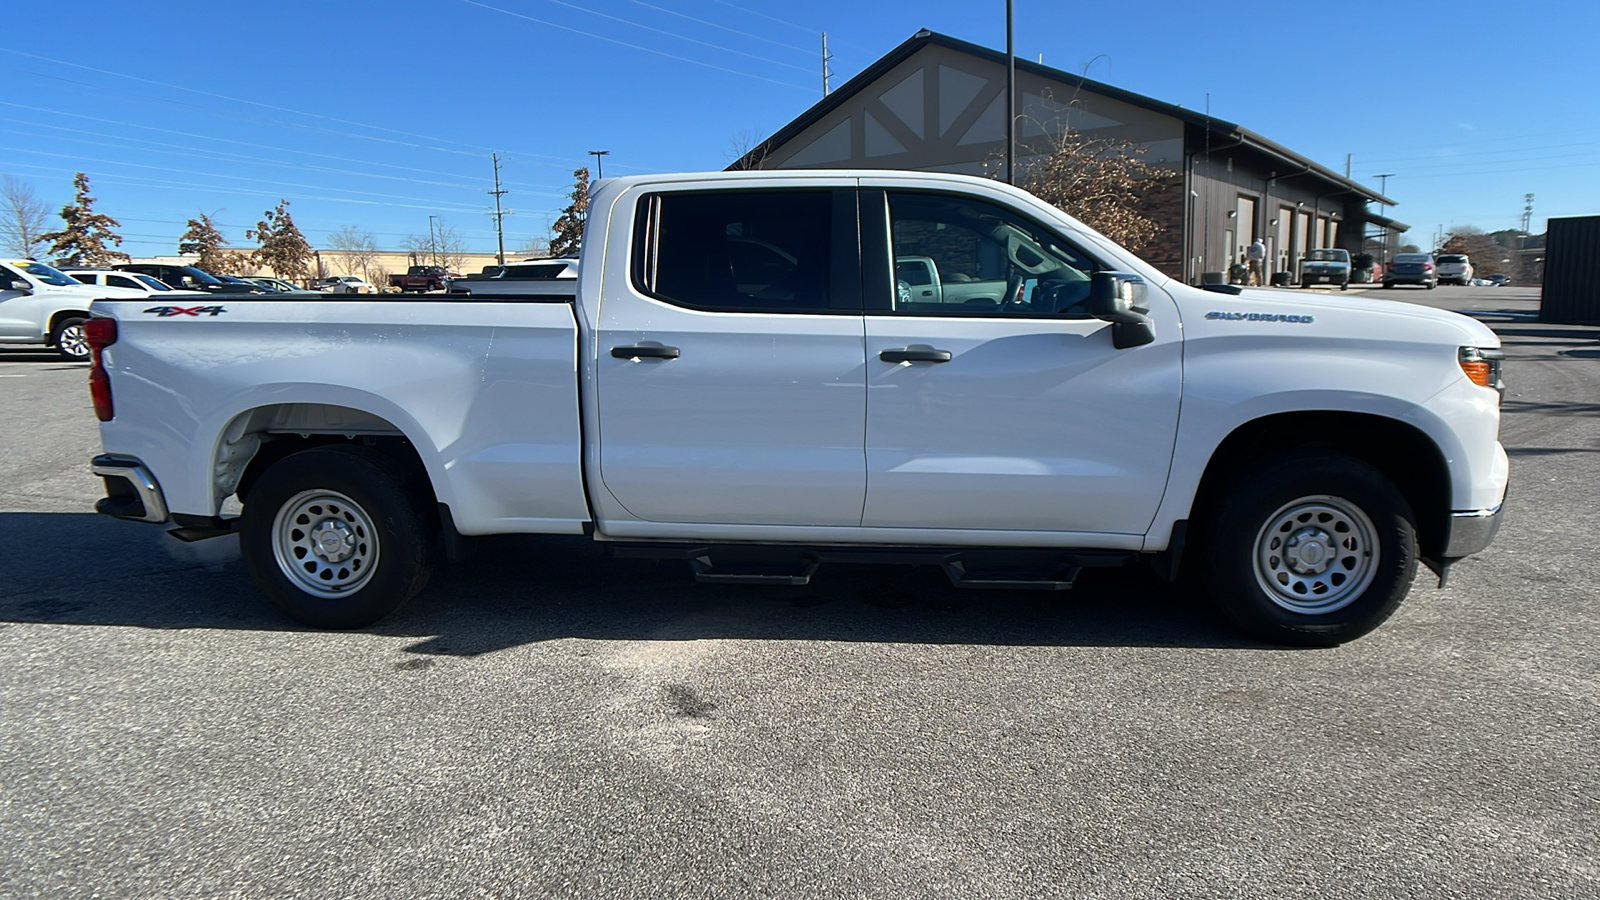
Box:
879 347 952 363
611 345 680 360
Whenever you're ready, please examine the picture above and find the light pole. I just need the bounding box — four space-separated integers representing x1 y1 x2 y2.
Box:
1372 173 1394 267
427 215 439 267
588 150 610 180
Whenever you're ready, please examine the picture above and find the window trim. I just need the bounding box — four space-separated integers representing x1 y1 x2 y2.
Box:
629 187 863 316
866 188 1107 320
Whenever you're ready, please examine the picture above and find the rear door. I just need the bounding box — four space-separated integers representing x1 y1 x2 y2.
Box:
593 183 868 526
858 185 1183 536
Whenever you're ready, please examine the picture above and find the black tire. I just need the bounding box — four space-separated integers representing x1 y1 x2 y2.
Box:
1426 282 1436 290
1201 452 1418 646
1382 281 1394 289
240 445 434 628
52 317 90 361
1339 281 1348 291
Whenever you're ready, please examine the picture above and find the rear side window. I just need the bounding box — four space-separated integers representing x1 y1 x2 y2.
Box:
632 188 860 313
70 273 94 285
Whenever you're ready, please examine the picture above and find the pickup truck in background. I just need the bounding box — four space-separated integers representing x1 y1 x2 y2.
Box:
1298 248 1351 290
0 258 147 359
387 265 455 293
446 258 579 297
84 170 1509 646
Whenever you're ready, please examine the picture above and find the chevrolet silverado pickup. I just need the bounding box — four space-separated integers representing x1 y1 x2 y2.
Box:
1 259 146 359
85 171 1509 645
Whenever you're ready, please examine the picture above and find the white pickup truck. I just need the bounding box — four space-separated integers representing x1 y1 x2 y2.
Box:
85 171 1509 645
1 259 146 359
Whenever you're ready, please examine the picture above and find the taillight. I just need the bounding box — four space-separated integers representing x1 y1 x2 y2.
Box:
85 317 117 422
1423 262 1434 270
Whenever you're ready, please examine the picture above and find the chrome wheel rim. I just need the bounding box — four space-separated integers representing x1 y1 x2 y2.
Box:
1253 495 1379 615
58 324 89 358
272 489 379 598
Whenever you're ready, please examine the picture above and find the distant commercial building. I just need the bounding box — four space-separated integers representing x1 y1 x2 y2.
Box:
735 30 1405 284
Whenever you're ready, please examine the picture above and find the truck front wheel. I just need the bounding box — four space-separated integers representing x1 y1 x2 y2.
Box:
1203 453 1417 646
52 317 90 361
240 446 434 629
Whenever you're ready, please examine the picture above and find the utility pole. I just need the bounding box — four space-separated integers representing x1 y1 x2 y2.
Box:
821 32 834 96
488 152 509 266
587 149 609 180
428 215 439 267
1372 173 1394 267
1520 192 1535 238
1005 0 1015 185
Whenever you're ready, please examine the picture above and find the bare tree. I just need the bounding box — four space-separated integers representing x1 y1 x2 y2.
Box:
513 235 549 259
725 129 770 171
432 222 467 273
1000 125 1172 255
326 225 379 280
0 174 51 258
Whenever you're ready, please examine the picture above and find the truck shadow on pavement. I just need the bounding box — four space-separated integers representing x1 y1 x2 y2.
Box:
0 512 1261 653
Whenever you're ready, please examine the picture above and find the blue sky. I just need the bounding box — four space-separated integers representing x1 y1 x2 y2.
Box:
3 0 1593 258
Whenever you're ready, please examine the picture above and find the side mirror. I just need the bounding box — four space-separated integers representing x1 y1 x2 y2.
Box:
1088 271 1155 349
8 279 32 292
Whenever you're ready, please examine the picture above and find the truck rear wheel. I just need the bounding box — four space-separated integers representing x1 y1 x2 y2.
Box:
240 446 433 628
1202 452 1417 646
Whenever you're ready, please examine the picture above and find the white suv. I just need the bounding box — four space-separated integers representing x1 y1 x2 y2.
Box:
1435 254 1474 286
60 267 185 296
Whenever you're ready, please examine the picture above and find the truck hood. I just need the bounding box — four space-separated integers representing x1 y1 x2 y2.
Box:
32 282 148 300
1175 285 1500 348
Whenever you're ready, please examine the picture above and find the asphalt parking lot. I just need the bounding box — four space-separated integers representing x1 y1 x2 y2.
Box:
2 286 1596 898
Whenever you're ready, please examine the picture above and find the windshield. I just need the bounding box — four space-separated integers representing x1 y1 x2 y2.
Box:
1305 250 1347 262
133 274 172 291
1437 255 1466 264
7 260 82 287
1394 254 1430 263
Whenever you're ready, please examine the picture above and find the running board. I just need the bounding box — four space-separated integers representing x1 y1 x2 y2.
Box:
942 561 1080 591
608 542 1133 591
690 555 820 586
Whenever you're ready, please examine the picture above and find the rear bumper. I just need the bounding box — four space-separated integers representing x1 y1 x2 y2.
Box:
90 454 169 524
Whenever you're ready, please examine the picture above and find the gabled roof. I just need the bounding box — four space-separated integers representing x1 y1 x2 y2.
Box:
734 29 1397 208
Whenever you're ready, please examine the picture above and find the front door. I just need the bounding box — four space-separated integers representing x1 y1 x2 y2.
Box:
860 188 1182 536
595 185 868 526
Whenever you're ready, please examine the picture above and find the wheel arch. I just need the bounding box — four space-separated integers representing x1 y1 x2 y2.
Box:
47 308 91 340
207 401 446 520
1188 411 1453 560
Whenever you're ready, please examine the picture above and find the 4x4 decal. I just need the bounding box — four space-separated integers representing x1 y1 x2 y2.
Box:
143 305 227 317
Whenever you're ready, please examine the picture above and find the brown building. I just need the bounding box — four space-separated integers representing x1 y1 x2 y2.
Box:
735 30 1406 284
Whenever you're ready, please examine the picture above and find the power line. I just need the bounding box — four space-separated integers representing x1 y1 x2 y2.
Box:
539 0 813 74
0 49 497 157
460 0 812 91
0 102 552 182
629 0 813 54
0 158 484 214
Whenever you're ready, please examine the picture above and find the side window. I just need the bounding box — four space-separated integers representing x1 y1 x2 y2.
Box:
884 191 1098 317
633 189 857 313
108 275 140 289
71 274 94 285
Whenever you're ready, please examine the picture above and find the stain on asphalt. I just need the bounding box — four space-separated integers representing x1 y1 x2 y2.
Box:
394 658 435 671
663 683 715 718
